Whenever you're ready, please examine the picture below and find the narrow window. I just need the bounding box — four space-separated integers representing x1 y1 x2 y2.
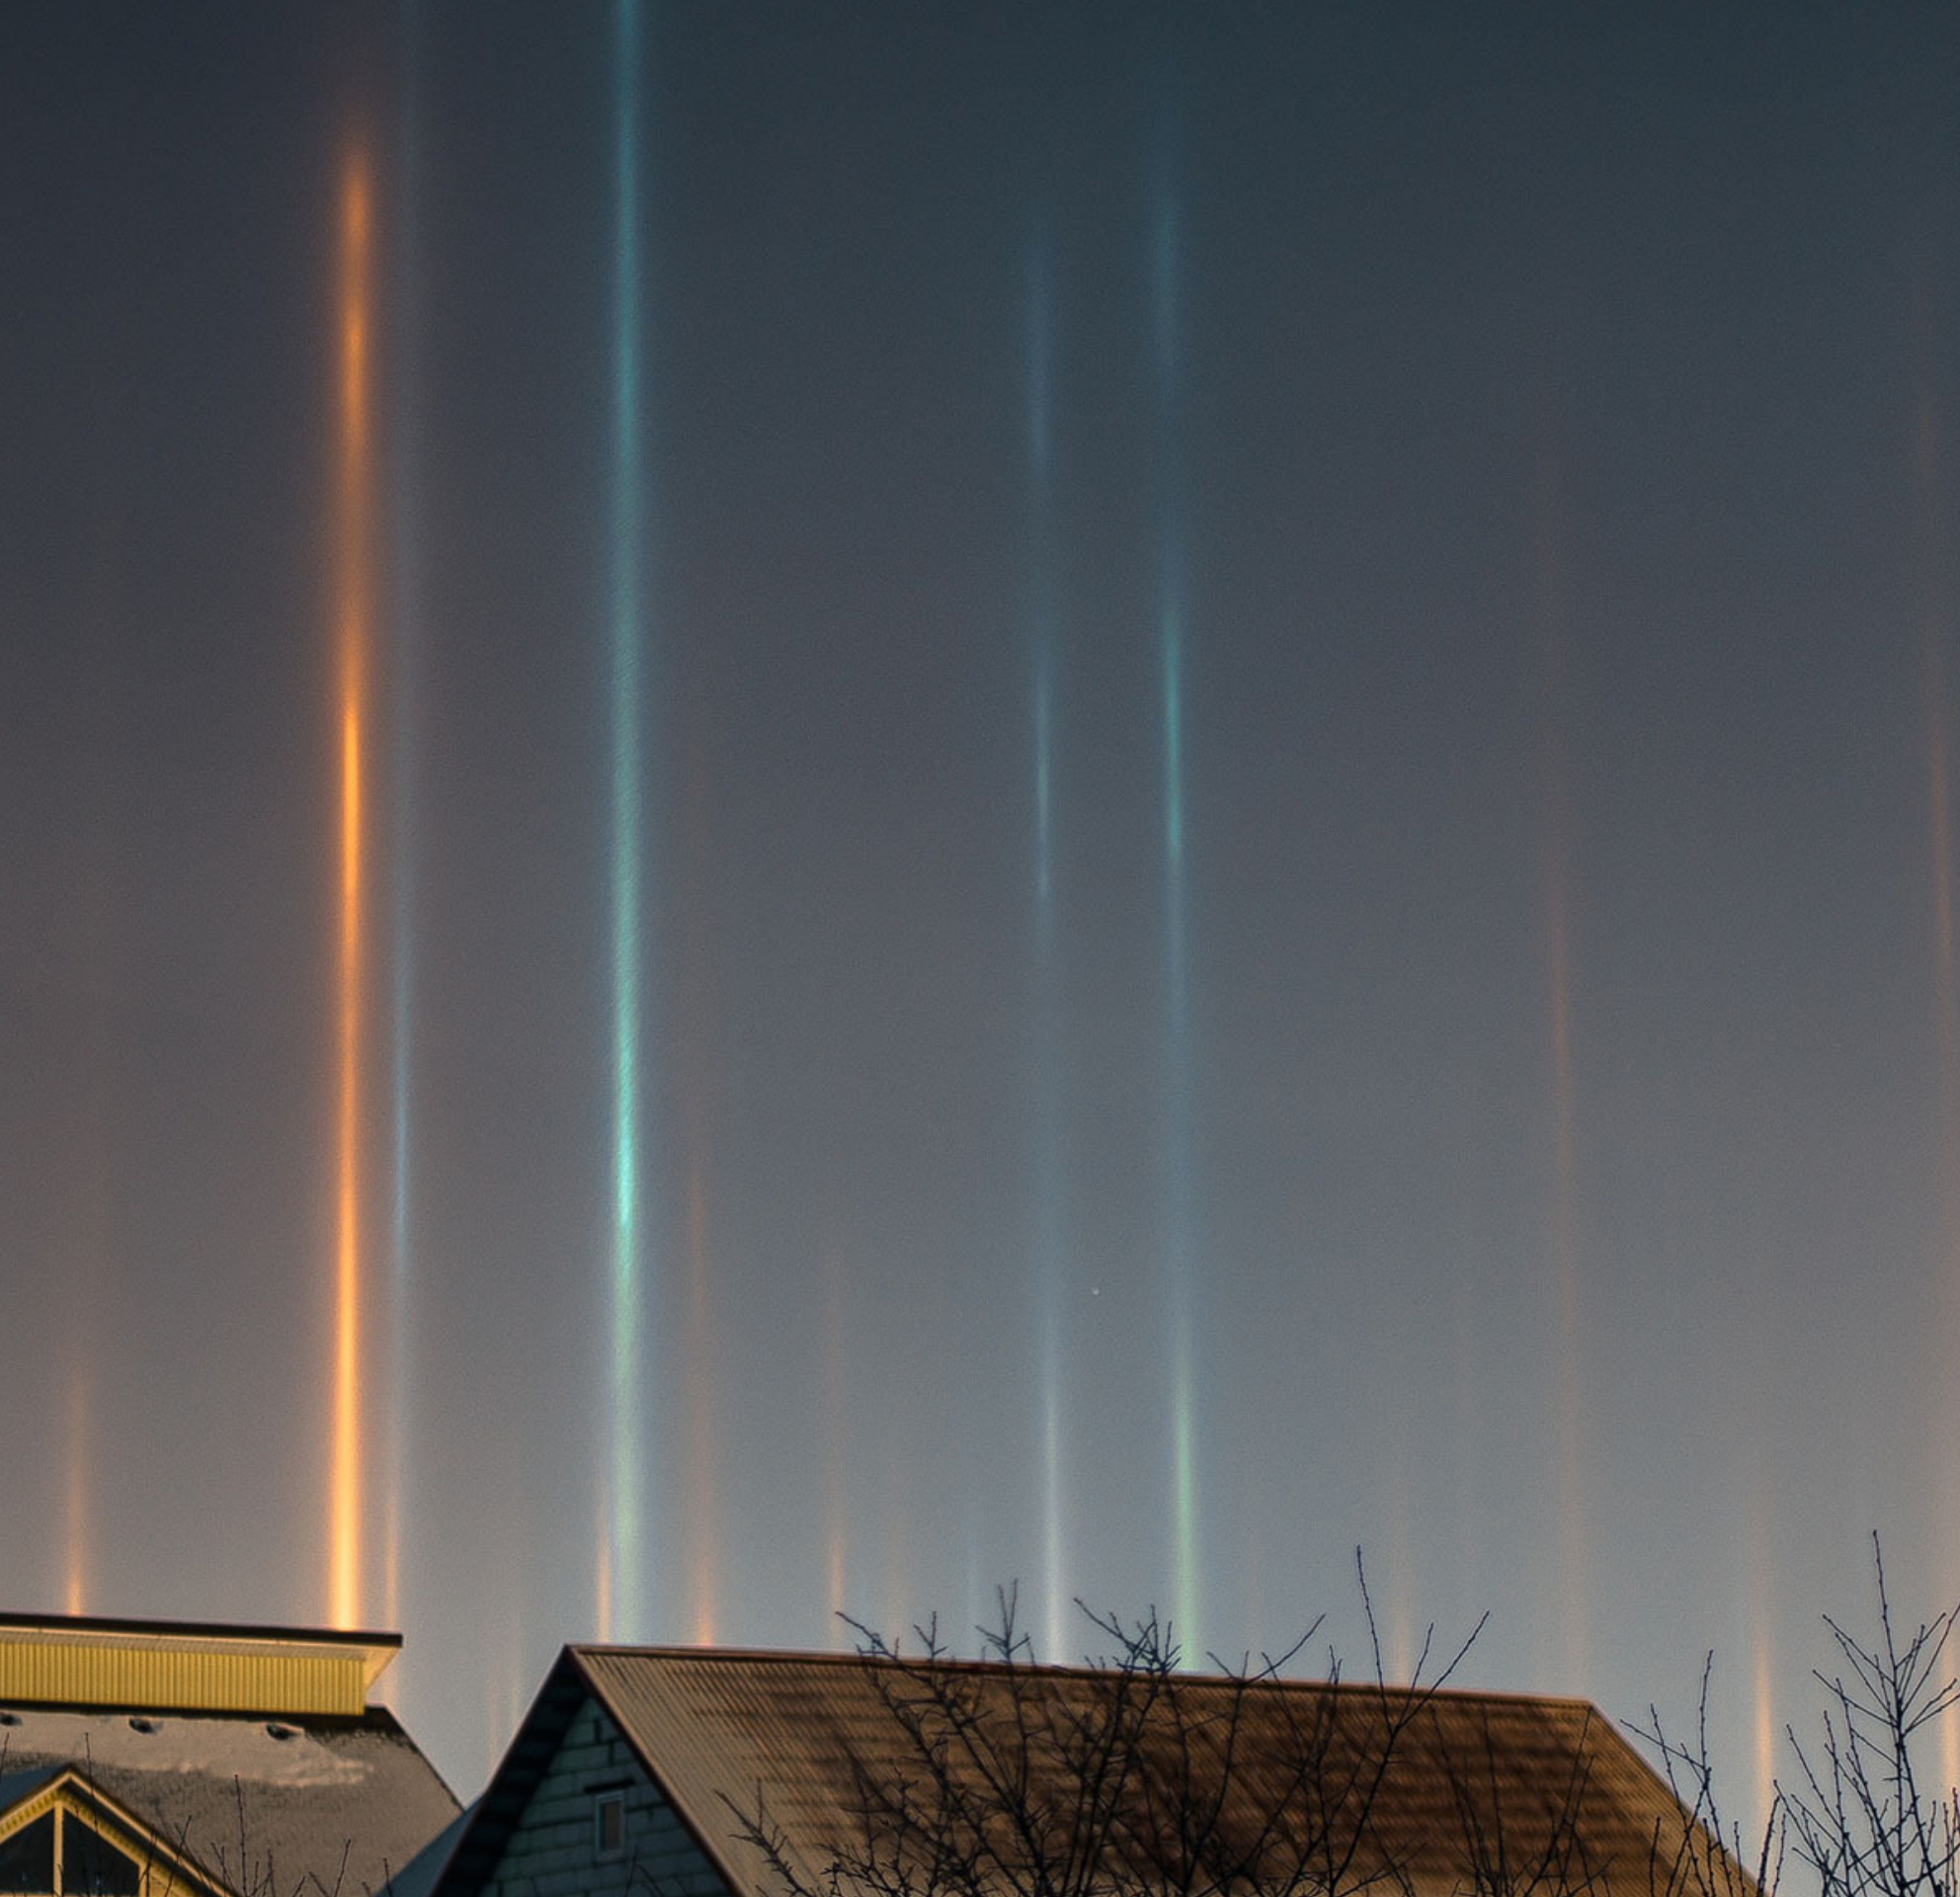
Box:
593 1794 625 1861
62 1821 140 1897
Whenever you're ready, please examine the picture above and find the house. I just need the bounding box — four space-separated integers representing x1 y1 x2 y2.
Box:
0 1612 460 1897
427 1644 1743 1897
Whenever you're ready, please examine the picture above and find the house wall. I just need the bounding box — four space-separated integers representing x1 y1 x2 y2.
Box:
482 1695 730 1897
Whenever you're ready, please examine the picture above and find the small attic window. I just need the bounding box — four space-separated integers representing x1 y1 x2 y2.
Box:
593 1793 625 1861
0 1713 20 1728
126 1718 159 1736
265 1723 298 1741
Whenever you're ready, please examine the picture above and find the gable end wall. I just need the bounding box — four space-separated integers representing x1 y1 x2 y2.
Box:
482 1696 730 1897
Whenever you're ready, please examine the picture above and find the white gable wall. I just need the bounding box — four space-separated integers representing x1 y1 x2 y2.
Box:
482 1695 731 1897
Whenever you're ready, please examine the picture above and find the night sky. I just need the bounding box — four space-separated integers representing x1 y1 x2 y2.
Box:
6 1 1960 1817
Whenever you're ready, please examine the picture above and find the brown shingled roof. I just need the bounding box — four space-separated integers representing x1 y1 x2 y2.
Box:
455 1647 1746 1897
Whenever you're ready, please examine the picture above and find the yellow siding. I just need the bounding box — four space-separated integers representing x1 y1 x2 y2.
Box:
0 1640 366 1715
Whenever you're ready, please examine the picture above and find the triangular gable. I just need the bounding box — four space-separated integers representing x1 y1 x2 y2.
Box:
431 1649 590 1897
430 1651 736 1897
0 1763 234 1897
571 1654 757 1897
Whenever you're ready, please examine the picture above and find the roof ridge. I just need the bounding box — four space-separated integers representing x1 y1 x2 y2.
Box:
570 1644 1605 1712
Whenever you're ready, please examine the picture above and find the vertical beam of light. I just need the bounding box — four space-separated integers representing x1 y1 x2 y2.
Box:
63 1366 88 1615
1910 278 1960 1799
59 981 110 1620
483 1589 526 1777
1150 136 1200 1659
59 611 119 1624
384 0 423 1641
1447 1131 1487 1636
821 1233 849 1640
678 717 720 1646
1743 1481 1777 1845
331 139 375 1634
1025 222 1068 1661
880 1436 909 1645
1533 393 1587 1686
1752 1628 1776 1839
683 1153 717 1644
1383 1489 1415 1685
593 1487 612 1640
604 0 653 1643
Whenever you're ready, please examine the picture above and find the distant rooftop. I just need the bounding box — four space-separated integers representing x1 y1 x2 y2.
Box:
0 1610 400 1718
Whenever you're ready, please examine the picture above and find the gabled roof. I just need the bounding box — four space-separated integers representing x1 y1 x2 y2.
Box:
0 1701 460 1897
437 1647 1741 1897
436 1652 591 1897
0 1758 233 1897
0 1611 455 1897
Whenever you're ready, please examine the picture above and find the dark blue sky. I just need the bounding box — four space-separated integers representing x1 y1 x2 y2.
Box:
5 1 1960 1810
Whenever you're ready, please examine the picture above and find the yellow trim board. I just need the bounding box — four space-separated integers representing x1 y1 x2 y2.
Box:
0 1621 395 1716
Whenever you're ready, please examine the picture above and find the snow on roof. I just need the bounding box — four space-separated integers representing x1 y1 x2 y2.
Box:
0 1703 459 1897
